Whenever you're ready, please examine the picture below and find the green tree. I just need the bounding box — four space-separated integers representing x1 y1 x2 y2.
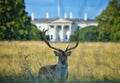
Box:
0 0 32 40
69 28 79 42
79 26 98 42
96 0 120 41
70 26 98 42
30 25 42 40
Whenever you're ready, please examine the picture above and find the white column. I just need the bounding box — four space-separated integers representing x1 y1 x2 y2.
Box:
61 25 64 41
54 25 57 41
48 25 51 41
68 24 72 41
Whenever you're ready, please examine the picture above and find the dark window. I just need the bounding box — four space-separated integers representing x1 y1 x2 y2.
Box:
50 25 54 28
64 25 69 28
65 35 67 40
39 26 41 28
50 35 53 40
57 25 61 29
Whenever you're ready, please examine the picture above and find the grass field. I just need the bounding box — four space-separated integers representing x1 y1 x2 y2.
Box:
0 41 120 83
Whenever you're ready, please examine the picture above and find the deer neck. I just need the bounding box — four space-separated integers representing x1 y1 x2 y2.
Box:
56 59 68 79
57 61 68 69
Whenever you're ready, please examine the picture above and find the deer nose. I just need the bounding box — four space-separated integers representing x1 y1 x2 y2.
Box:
61 57 66 63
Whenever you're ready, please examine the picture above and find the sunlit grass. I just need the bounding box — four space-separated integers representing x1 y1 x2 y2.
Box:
0 41 120 83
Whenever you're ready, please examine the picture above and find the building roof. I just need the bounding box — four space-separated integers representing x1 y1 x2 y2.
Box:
31 18 97 24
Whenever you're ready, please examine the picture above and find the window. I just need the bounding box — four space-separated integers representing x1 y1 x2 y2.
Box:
50 25 54 28
57 25 61 29
50 35 53 40
64 25 69 28
64 25 69 30
39 26 41 28
58 35 60 41
65 35 68 40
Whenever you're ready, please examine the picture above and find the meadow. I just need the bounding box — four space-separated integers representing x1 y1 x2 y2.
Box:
0 41 120 83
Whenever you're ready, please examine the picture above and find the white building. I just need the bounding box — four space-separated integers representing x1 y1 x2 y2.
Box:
31 0 98 42
31 12 98 42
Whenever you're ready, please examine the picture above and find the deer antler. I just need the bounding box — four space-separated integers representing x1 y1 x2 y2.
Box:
42 28 79 51
65 28 79 51
42 29 61 51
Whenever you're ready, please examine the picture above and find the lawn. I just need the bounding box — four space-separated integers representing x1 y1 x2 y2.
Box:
0 41 120 83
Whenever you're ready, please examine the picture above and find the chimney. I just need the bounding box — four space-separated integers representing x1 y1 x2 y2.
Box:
31 12 34 21
84 12 87 21
70 12 73 19
64 12 67 18
46 12 49 18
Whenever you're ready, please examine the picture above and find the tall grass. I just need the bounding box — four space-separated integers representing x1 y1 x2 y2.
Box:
0 41 120 83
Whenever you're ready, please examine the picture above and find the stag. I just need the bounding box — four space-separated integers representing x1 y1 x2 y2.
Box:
39 29 79 82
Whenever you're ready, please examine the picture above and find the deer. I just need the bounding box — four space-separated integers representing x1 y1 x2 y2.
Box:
39 29 79 83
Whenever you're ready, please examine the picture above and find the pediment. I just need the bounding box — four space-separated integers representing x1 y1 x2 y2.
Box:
50 18 72 24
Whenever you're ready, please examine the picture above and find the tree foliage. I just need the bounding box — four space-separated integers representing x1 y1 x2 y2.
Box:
96 0 120 41
69 0 120 42
70 26 98 42
79 26 98 41
30 25 42 40
0 0 40 40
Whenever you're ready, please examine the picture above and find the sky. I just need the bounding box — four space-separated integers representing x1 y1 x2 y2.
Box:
24 0 109 19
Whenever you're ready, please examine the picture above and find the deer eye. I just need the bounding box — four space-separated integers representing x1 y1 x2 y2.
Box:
54 51 63 56
65 51 71 56
54 51 58 56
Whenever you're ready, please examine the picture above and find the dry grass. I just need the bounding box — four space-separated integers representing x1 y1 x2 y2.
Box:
0 41 120 83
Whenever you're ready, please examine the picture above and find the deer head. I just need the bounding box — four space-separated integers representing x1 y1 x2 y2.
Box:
41 29 79 64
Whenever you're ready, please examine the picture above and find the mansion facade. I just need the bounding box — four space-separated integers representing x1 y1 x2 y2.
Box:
31 16 98 42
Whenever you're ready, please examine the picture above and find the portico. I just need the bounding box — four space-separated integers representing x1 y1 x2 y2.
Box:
47 18 73 42
48 24 72 42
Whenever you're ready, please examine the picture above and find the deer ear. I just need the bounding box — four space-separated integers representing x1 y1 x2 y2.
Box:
66 51 71 56
54 51 58 56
